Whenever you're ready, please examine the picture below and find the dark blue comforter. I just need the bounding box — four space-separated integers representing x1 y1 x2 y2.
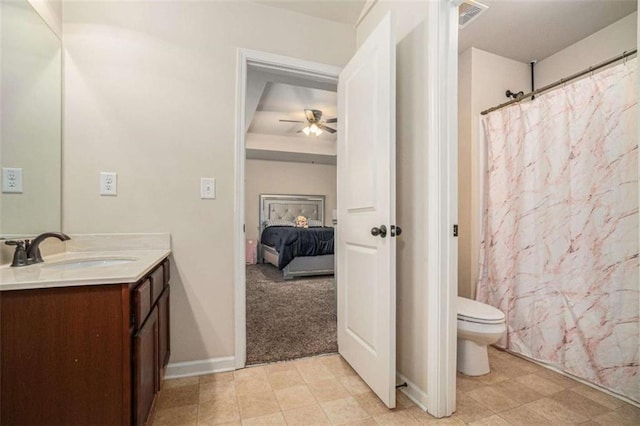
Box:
261 226 334 270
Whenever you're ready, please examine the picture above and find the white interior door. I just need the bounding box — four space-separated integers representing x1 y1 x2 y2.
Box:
337 11 396 408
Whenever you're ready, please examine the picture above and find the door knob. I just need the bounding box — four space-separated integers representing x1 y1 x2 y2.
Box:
371 225 387 238
391 225 403 237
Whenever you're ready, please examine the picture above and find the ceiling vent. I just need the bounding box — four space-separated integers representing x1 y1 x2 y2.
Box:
457 0 488 28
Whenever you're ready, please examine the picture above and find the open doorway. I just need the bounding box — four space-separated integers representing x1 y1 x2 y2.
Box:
234 16 401 407
233 51 342 372
243 67 339 365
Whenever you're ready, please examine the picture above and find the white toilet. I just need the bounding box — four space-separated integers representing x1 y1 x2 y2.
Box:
457 296 506 376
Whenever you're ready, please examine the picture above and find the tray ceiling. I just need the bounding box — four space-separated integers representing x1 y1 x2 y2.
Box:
248 82 337 140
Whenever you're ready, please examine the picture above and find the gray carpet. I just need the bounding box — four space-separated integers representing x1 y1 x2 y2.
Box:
246 264 337 365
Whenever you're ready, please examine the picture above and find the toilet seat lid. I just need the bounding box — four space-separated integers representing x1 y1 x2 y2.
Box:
457 297 505 323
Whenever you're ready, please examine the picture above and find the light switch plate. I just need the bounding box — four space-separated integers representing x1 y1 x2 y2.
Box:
100 172 117 196
201 178 216 199
2 167 23 193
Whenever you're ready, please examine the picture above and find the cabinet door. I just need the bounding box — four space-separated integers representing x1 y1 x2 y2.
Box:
158 285 171 387
133 307 158 426
1 285 130 425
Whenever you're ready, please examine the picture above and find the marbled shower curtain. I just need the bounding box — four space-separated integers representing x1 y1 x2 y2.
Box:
477 59 639 402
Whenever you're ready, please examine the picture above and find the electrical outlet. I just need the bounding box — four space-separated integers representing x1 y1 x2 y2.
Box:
201 178 215 199
2 168 23 193
100 172 117 196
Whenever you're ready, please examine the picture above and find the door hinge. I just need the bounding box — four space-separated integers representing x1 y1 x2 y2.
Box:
453 224 458 237
243 224 245 233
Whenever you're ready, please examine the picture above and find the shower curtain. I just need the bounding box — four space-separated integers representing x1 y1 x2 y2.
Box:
477 59 639 402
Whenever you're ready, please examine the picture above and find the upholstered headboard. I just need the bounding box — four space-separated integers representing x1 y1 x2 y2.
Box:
259 194 325 235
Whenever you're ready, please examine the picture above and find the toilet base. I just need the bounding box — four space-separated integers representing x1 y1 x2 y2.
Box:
457 338 490 376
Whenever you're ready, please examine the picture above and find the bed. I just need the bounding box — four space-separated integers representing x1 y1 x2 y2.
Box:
258 194 335 279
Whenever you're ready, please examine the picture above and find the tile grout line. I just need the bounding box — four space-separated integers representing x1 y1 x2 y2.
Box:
297 361 329 425
296 358 372 425
295 359 337 425
195 382 199 425
232 372 242 425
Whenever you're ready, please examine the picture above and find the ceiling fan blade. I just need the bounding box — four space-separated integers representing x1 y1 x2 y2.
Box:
325 118 337 123
279 120 304 123
305 109 316 123
296 129 304 133
322 126 337 134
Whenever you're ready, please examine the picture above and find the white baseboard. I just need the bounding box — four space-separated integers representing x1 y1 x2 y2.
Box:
396 372 429 411
165 356 236 379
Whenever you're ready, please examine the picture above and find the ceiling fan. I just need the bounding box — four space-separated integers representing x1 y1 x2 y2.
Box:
279 109 337 136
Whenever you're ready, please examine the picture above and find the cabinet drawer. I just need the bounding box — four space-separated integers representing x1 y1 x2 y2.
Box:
133 279 152 329
150 265 165 305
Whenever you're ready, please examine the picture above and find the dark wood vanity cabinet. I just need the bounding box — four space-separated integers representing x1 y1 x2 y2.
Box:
0 257 171 426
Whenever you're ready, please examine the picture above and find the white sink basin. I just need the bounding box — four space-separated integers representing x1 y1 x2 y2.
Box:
43 257 138 270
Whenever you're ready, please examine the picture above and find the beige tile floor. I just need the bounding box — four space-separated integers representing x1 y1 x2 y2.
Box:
152 347 640 425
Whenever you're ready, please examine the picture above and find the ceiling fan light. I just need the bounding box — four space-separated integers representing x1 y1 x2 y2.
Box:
309 123 322 136
302 126 311 135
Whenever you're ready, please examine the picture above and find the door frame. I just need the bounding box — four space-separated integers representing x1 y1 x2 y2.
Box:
425 0 458 418
233 49 342 369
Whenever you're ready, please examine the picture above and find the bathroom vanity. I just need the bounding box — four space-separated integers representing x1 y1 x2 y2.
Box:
0 243 171 426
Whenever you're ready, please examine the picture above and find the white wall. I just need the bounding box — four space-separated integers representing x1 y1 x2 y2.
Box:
536 12 637 87
357 0 430 403
457 48 530 299
244 159 336 242
62 1 355 364
457 49 472 298
356 0 426 48
27 0 61 38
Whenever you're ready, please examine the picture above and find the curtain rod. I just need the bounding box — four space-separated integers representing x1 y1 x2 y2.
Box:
480 49 637 116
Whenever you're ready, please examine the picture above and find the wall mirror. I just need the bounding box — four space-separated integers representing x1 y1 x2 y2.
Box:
0 0 62 237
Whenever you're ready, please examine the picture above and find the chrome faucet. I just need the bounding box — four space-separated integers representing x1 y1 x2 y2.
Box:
4 232 70 267
27 232 71 263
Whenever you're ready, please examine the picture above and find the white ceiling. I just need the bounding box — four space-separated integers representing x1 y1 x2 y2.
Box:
256 1 636 64
254 0 366 25
459 0 637 63
248 82 337 140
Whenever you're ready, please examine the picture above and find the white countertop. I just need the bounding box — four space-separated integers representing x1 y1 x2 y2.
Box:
0 249 171 291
